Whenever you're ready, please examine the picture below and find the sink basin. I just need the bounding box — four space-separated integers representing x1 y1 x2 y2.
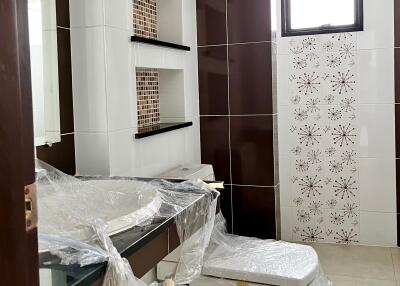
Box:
38 179 162 252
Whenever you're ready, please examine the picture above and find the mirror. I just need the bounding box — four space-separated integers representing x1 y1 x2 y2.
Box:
28 0 61 146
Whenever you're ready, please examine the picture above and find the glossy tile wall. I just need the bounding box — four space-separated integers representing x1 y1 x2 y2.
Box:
197 0 278 238
278 0 397 246
36 0 76 175
70 0 201 177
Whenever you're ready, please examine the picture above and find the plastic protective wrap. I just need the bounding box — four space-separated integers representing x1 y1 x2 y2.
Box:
36 160 219 286
196 214 332 286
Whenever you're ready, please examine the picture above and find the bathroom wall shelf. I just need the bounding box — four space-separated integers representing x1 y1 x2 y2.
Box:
131 36 191 51
135 122 193 139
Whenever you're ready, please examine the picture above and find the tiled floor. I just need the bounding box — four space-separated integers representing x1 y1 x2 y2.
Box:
309 243 400 286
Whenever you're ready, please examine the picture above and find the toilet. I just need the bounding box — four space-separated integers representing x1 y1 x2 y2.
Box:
157 165 327 286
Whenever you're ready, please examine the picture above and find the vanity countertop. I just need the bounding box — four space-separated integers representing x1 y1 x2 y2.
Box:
38 177 221 286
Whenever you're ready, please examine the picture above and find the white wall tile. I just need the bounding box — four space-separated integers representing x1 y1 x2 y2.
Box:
277 106 292 156
357 0 394 50
359 211 397 246
278 155 292 207
41 0 57 30
167 129 187 168
108 129 135 176
359 158 396 212
69 0 104 28
71 27 108 132
184 119 201 164
104 0 131 31
159 70 185 120
357 104 395 158
357 49 394 104
71 0 201 179
277 54 290 106
280 207 294 241
75 132 110 176
132 44 185 70
134 133 171 177
105 27 135 131
275 0 396 247
158 0 183 44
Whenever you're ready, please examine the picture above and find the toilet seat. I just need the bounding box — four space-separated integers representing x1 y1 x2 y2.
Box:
202 240 319 286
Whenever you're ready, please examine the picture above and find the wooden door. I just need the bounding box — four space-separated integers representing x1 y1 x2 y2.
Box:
0 0 39 285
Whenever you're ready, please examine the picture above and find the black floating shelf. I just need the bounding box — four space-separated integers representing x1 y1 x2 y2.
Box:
131 36 191 51
135 122 193 139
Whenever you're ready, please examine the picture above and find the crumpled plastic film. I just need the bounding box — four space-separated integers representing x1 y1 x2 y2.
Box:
197 214 332 286
36 160 220 286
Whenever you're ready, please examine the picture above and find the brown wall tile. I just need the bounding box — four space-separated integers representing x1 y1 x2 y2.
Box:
128 229 169 278
196 0 227 46
229 42 273 115
230 116 274 186
57 28 74 134
219 185 233 233
198 46 229 115
56 0 70 28
168 224 180 252
200 116 231 183
395 0 400 47
227 0 271 44
197 0 276 240
396 105 400 158
37 134 76 175
396 49 400 104
397 159 400 213
232 185 276 239
397 212 400 248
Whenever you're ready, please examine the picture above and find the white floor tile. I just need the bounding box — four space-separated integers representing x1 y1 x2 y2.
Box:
327 275 396 286
310 243 395 281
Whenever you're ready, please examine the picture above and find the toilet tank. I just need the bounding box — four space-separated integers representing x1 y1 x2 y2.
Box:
159 165 215 181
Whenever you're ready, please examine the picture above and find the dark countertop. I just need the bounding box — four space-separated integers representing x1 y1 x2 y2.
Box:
38 178 221 286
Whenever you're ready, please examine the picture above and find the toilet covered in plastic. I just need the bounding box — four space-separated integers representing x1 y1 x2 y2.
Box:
157 165 329 286
200 235 321 286
158 214 327 286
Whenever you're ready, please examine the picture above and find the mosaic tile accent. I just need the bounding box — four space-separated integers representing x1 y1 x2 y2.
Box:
136 68 160 128
133 0 158 39
286 33 360 244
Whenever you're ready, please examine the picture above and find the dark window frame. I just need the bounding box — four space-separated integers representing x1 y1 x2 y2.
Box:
281 0 364 37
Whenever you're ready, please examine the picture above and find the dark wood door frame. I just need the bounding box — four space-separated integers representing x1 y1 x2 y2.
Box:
0 0 39 285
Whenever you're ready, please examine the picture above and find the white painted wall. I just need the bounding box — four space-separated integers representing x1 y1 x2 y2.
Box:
70 0 201 177
276 0 396 246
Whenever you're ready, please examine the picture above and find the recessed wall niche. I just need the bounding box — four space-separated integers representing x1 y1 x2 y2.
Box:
133 0 183 44
136 68 185 130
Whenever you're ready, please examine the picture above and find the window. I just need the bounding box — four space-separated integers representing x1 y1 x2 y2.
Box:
281 0 363 37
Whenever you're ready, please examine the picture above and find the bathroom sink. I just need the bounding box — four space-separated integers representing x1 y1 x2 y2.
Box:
38 179 163 253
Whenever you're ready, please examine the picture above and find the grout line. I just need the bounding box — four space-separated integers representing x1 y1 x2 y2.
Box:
200 114 277 117
225 0 234 234
198 44 227 48
61 132 74 136
56 26 70 30
198 40 273 48
228 184 276 188
227 41 273 46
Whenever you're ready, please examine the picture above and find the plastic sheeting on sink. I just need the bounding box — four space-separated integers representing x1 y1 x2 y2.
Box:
38 178 163 249
36 160 220 286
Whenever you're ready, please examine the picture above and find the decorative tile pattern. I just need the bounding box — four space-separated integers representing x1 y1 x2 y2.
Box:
287 33 360 244
133 0 157 39
136 68 160 128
